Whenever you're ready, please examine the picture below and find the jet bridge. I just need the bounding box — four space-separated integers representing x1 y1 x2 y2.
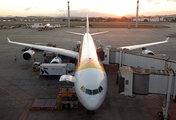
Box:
102 47 176 71
117 66 176 97
118 66 176 120
97 46 176 119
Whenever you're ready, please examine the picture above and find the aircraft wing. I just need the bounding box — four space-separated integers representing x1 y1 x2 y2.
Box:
7 38 78 59
120 37 169 51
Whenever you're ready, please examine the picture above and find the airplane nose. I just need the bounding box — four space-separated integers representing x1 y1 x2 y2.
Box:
85 98 100 111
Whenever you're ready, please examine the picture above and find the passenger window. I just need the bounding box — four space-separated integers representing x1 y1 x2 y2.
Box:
98 86 103 93
93 89 99 95
80 86 85 92
85 89 92 95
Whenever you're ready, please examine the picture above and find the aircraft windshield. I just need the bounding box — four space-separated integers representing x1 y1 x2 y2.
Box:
85 89 92 95
80 86 103 95
93 89 99 95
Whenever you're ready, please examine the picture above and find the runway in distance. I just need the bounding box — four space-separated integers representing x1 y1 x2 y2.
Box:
7 16 169 111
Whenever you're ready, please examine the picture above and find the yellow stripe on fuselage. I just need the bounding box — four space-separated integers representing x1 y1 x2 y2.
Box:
76 59 105 72
75 33 105 72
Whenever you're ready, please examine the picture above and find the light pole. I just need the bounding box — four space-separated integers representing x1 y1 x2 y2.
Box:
136 0 139 28
68 1 70 28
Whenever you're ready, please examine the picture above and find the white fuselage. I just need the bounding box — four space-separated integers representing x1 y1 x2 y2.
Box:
74 33 107 111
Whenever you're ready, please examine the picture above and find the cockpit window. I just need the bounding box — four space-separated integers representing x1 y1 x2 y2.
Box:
85 89 92 95
93 89 98 95
98 86 103 93
80 86 103 95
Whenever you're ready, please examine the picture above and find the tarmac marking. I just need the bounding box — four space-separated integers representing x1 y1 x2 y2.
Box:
171 104 176 120
121 28 129 34
19 104 30 120
0 86 30 120
0 86 29 105
143 96 155 120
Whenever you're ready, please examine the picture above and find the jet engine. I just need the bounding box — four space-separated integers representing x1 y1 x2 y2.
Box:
50 57 62 64
23 49 35 60
142 48 154 55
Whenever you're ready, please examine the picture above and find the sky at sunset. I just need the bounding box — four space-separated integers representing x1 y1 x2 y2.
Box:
0 0 176 17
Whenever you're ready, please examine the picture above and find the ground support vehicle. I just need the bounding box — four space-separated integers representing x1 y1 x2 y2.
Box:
39 63 75 79
29 83 78 110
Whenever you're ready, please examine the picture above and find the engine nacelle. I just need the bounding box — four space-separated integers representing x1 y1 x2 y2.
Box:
23 49 35 60
50 57 62 64
142 48 154 55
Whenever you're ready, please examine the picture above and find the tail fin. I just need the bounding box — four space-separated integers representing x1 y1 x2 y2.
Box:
86 15 89 33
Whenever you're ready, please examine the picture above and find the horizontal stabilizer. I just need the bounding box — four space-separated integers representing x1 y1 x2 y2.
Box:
95 39 112 48
120 37 169 51
91 31 108 36
66 31 84 36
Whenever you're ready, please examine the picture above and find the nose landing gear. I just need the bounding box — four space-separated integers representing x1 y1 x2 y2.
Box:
86 110 95 116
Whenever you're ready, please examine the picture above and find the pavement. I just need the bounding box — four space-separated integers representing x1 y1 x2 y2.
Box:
0 23 176 120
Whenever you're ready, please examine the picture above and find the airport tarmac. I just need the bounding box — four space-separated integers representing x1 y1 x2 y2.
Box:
0 23 176 120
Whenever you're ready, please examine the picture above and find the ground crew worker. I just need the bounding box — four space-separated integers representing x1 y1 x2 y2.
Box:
14 55 16 61
34 57 36 61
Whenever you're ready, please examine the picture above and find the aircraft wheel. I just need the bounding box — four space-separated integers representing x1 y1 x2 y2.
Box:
157 111 164 119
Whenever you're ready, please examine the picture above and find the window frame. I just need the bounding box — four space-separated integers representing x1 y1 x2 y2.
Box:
98 86 103 93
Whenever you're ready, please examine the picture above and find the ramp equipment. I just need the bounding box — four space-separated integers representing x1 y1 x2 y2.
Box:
29 84 78 111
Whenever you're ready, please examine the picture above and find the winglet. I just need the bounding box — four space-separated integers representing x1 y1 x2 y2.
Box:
166 37 169 42
7 37 11 43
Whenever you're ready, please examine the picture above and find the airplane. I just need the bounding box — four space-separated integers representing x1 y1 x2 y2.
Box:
7 16 169 112
30 23 55 31
44 23 55 30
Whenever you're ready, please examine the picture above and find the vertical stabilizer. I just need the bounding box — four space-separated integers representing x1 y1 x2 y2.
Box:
86 15 89 33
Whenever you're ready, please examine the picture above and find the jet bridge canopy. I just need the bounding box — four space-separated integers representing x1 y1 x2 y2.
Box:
102 47 174 71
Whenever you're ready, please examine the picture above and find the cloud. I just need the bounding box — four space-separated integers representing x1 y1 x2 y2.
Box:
154 2 160 5
95 5 110 10
167 0 176 2
59 8 118 17
25 7 31 11
25 7 39 11
34 7 39 9
147 0 153 2
142 10 176 16
80 8 90 12
56 8 66 12
146 0 160 5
